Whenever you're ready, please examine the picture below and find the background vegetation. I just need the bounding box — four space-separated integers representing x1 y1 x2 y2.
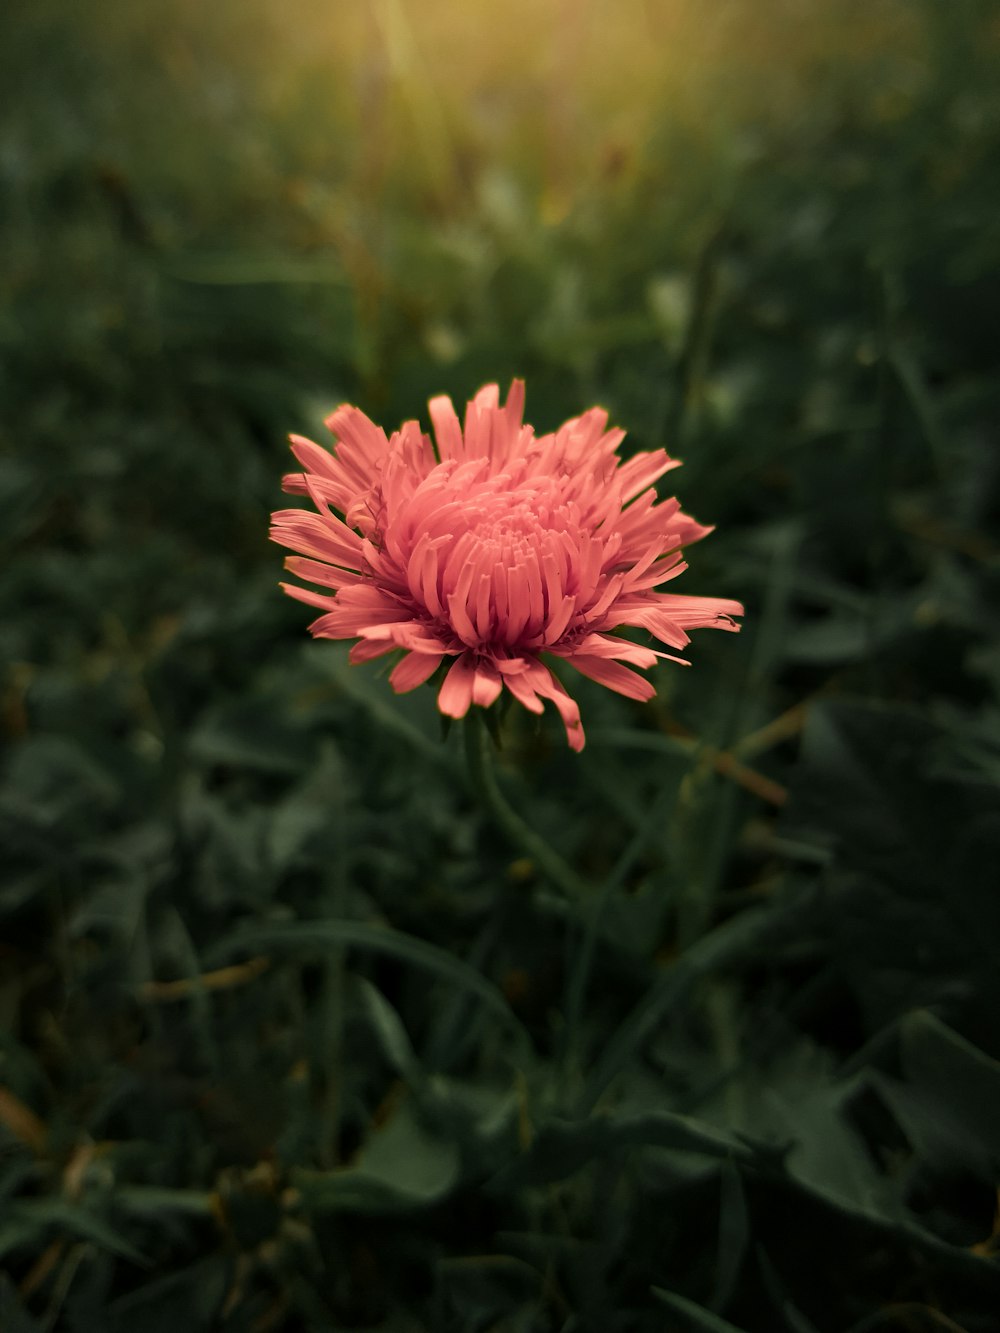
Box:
2 0 999 1328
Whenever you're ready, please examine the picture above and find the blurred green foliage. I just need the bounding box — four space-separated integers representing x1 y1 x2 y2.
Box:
2 0 999 1328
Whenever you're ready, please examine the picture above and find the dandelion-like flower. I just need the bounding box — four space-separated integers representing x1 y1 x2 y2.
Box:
271 381 742 751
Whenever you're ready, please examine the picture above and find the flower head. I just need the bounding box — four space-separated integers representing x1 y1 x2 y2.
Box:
271 381 742 751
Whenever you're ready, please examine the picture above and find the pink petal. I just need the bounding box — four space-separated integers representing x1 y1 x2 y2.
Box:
611 605 692 649
306 593 412 640
358 621 450 653
463 385 500 457
335 585 411 617
323 405 390 489
279 582 339 612
495 657 532 677
446 562 480 648
563 633 659 668
437 653 477 719
652 593 745 628
284 555 358 590
543 593 577 645
501 670 545 715
563 654 657 701
627 555 688 593
586 571 627 622
471 659 503 707
617 449 681 503
429 395 464 461
349 637 396 663
504 660 585 751
390 651 446 693
673 515 714 547
504 379 526 435
472 383 500 412
502 563 532 644
283 472 350 510
473 571 494 641
288 434 341 483
270 508 365 572
532 665 585 752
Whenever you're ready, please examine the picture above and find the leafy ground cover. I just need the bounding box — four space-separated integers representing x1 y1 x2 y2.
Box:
2 1 999 1328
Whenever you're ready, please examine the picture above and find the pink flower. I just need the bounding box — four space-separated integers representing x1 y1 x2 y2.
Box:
271 381 742 752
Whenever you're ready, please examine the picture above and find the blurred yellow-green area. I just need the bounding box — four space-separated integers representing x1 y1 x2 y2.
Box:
16 0 939 211
3 2 1000 1331
10 0 994 408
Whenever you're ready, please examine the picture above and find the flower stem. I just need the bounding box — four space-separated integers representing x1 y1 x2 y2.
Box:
462 715 587 900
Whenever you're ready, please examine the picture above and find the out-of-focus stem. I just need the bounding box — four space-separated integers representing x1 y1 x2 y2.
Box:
462 715 587 900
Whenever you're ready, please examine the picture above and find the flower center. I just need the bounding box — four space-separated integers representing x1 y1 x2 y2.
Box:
396 465 596 651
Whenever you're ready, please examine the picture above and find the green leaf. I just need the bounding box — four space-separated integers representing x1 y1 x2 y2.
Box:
579 905 777 1113
783 613 871 665
308 642 453 768
210 919 531 1046
782 700 1000 1025
712 1160 749 1315
436 1253 544 1330
0 736 119 832
761 1079 894 1225
753 1248 823 1333
187 697 315 775
357 977 421 1081
0 1199 147 1266
294 1098 460 1213
490 1110 754 1191
875 1010 1000 1177
268 743 346 871
652 1287 752 1332
0 1275 41 1333
114 1186 216 1218
108 1256 229 1333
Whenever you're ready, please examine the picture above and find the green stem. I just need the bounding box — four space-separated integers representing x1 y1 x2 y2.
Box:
462 715 587 900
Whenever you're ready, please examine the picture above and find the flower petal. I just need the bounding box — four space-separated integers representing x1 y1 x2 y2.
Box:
532 665 585 751
279 582 339 612
562 654 657 701
471 659 503 707
390 651 446 693
429 394 464 461
270 509 365 571
562 633 658 667
503 660 584 751
358 620 450 652
349 637 396 663
617 449 681 503
650 593 745 628
437 653 477 719
284 555 361 591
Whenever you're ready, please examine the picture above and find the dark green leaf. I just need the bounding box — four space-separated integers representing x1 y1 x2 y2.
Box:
490 1110 754 1192
294 1099 460 1213
651 1287 751 1332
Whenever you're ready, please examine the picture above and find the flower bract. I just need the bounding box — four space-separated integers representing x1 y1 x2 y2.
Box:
271 381 742 751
